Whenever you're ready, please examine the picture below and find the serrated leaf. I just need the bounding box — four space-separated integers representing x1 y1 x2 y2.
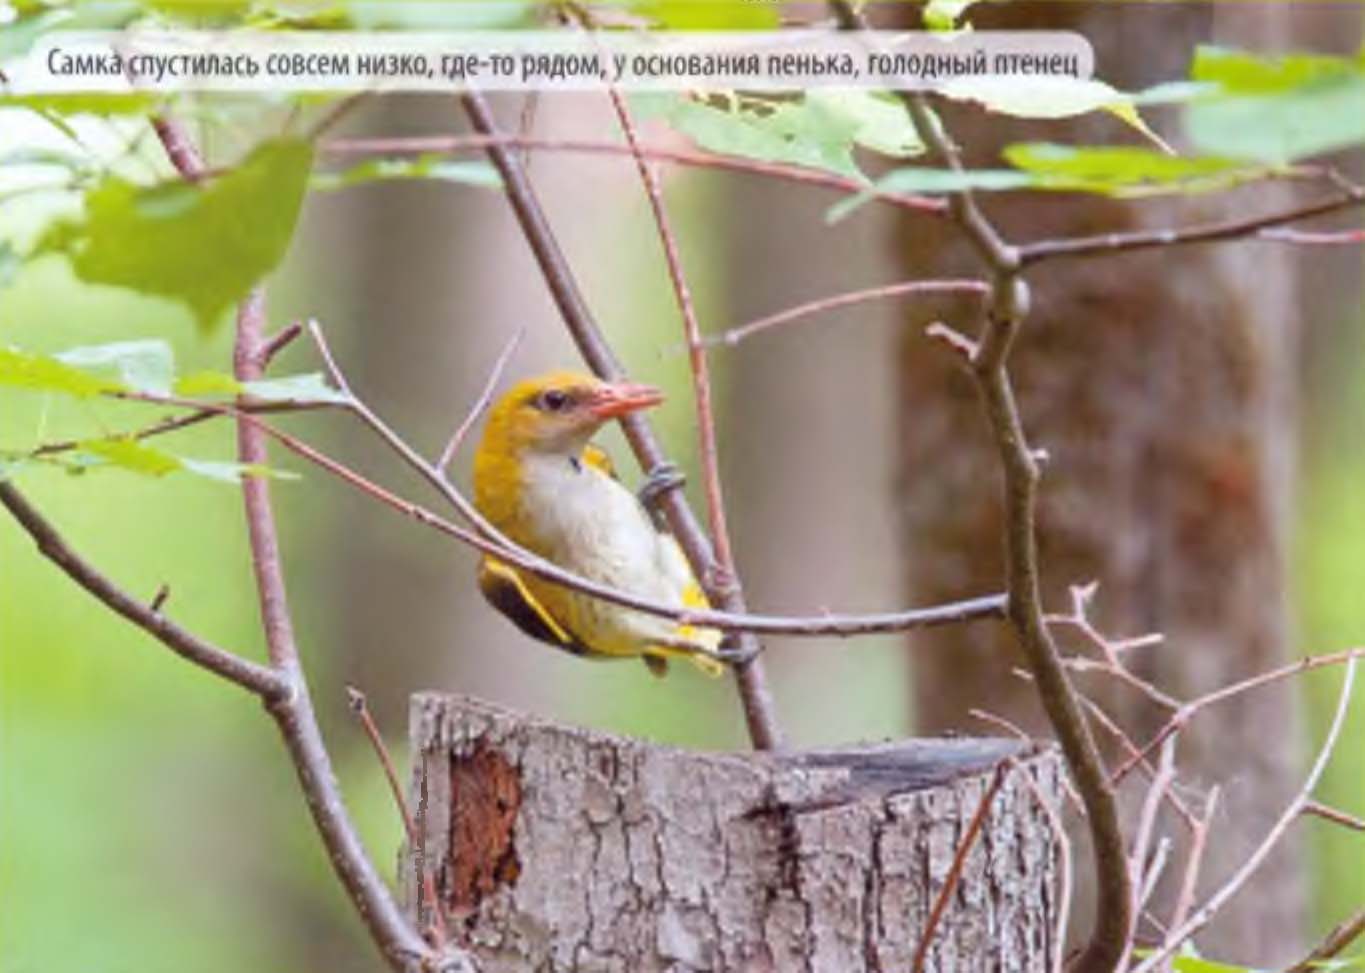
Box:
242 372 349 404
0 346 122 397
38 138 314 331
312 155 502 192
640 92 885 180
54 339 175 395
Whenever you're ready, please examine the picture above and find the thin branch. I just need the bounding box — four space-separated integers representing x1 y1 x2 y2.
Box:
828 4 1133 968
1018 183 1365 266
116 381 1007 639
261 321 303 366
458 88 784 749
151 115 454 973
1133 658 1359 973
30 399 328 458
1168 785 1221 942
603 85 737 588
1301 799 1365 834
0 481 286 699
322 133 947 217
911 759 1012 973
704 279 989 350
346 686 450 949
1128 734 1178 969
1114 646 1365 785
1285 907 1365 973
437 327 524 474
1259 226 1365 245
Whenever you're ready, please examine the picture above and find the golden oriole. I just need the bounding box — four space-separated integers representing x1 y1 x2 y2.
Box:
472 370 724 677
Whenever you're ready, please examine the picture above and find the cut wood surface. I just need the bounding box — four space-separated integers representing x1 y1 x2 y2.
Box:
407 693 1064 972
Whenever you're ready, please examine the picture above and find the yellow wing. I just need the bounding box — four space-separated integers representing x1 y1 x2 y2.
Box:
478 557 593 657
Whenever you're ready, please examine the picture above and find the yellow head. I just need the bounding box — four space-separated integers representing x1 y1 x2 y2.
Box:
473 371 664 522
477 370 663 458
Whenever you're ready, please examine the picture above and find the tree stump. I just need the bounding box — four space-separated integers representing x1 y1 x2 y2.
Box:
406 693 1064 972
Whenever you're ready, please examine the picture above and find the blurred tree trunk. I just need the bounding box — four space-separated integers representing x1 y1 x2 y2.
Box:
896 3 1316 962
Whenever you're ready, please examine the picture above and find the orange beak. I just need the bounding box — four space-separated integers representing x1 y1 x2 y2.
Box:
584 381 664 420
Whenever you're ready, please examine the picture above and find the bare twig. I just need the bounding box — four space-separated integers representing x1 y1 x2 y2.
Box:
1301 799 1365 833
827 4 1134 967
1168 785 1221 941
911 760 1012 973
1285 907 1365 973
1128 734 1178 969
261 321 303 366
149 583 170 614
151 115 456 973
1132 658 1358 973
1018 183 1365 266
437 327 524 474
323 133 947 216
1259 226 1365 245
458 88 784 749
346 686 450 948
0 482 286 699
705 279 989 350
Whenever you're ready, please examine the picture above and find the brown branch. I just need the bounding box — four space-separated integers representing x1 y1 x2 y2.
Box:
1132 658 1359 973
322 133 947 217
704 279 989 350
436 326 524 474
346 686 449 949
151 115 457 973
1285 907 1365 973
911 759 1012 973
1168 785 1221 941
0 482 286 699
827 4 1134 967
114 382 1006 640
458 89 784 750
1259 226 1365 245
1301 799 1365 833
1114 646 1365 785
602 85 738 589
1017 182 1365 266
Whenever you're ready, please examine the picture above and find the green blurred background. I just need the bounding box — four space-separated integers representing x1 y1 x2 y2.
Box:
3 11 1365 973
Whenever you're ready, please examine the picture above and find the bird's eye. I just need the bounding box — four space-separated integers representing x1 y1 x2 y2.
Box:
538 389 571 413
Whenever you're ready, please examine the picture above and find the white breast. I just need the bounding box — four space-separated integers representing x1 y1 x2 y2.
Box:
518 454 680 601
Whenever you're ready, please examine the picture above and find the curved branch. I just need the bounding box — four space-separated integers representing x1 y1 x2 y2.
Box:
0 481 286 699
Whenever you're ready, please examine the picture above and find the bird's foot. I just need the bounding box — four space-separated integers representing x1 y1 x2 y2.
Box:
638 461 686 512
715 641 762 667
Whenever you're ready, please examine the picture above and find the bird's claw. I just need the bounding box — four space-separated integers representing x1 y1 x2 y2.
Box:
715 642 762 667
638 461 686 511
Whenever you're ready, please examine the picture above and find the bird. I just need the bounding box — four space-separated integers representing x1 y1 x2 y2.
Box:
471 370 725 678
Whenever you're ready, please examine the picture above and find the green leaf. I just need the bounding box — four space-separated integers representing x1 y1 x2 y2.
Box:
75 436 297 482
627 0 780 29
1171 955 1261 973
0 93 160 116
172 370 243 396
827 167 1031 222
78 437 182 477
242 372 349 404
923 0 976 31
38 138 315 331
1003 142 1262 194
639 91 919 181
1192 45 1359 94
311 155 502 192
940 75 1132 119
0 347 122 397
54 340 175 395
1185 46 1365 162
0 242 19 292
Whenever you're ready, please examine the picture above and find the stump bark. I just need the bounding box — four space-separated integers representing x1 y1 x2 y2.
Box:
406 693 1065 972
